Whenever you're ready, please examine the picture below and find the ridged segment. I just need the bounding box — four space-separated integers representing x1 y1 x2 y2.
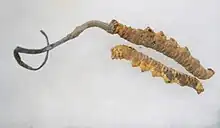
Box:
111 44 204 94
109 20 214 80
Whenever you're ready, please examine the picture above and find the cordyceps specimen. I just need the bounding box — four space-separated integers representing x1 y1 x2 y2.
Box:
111 44 204 94
110 20 214 80
13 19 214 94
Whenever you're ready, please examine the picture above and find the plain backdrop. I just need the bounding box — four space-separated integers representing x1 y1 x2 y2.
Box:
0 0 220 128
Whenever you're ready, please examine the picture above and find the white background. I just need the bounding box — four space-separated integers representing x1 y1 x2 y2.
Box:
0 0 220 128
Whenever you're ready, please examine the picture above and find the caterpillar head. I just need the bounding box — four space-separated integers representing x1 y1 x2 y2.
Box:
111 45 136 60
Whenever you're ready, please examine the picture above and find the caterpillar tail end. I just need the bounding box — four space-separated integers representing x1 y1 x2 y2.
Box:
195 83 204 94
207 68 215 79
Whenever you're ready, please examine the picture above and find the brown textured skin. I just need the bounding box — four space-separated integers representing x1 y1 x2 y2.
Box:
109 20 214 80
111 44 204 94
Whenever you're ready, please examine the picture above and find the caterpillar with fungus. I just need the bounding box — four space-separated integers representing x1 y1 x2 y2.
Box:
109 20 214 80
13 19 215 94
111 44 204 94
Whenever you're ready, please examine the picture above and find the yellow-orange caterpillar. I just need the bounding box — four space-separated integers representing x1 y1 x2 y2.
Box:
111 44 204 94
109 20 214 80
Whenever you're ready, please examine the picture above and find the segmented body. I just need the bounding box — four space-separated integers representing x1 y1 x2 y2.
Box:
109 20 214 80
111 44 204 94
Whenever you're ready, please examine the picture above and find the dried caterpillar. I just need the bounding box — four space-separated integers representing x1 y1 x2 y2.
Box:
14 19 214 94
111 44 204 94
109 20 214 80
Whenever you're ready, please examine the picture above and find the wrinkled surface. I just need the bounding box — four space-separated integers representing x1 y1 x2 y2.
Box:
111 45 204 94
110 20 215 80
